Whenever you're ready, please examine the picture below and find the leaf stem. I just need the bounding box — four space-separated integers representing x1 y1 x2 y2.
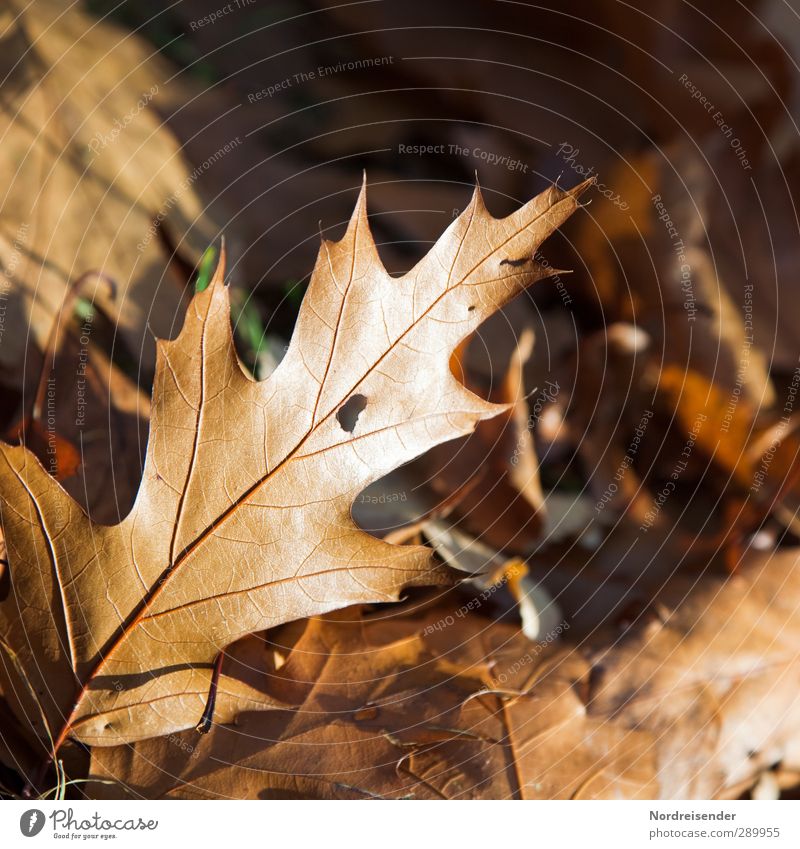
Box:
195 650 225 734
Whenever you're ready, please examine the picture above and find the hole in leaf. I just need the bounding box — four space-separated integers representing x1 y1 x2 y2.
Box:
336 394 368 433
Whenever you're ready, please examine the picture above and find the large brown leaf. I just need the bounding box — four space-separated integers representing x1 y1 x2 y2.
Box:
87 602 535 800
89 545 800 800
0 178 589 754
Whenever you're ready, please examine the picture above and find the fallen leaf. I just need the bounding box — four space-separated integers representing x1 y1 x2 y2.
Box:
86 600 533 799
89 543 800 799
423 329 547 554
0 0 225 386
0 177 589 757
5 283 151 524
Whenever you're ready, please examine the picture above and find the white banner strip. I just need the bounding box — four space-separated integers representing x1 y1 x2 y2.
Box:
1 800 799 848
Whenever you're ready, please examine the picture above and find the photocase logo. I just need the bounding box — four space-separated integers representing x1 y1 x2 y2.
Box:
19 809 45 837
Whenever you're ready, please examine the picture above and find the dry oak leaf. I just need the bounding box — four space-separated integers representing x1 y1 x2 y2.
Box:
425 328 547 555
91 545 800 800
87 600 538 800
0 177 589 752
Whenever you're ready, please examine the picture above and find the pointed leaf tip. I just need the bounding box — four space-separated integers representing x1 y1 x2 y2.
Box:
194 243 225 293
357 172 368 212
571 176 596 199
468 180 487 216
342 175 370 238
211 238 227 288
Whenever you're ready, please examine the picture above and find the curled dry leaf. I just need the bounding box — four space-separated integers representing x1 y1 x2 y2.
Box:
87 601 538 800
5 294 152 525
89 544 800 800
424 328 547 554
0 177 590 756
